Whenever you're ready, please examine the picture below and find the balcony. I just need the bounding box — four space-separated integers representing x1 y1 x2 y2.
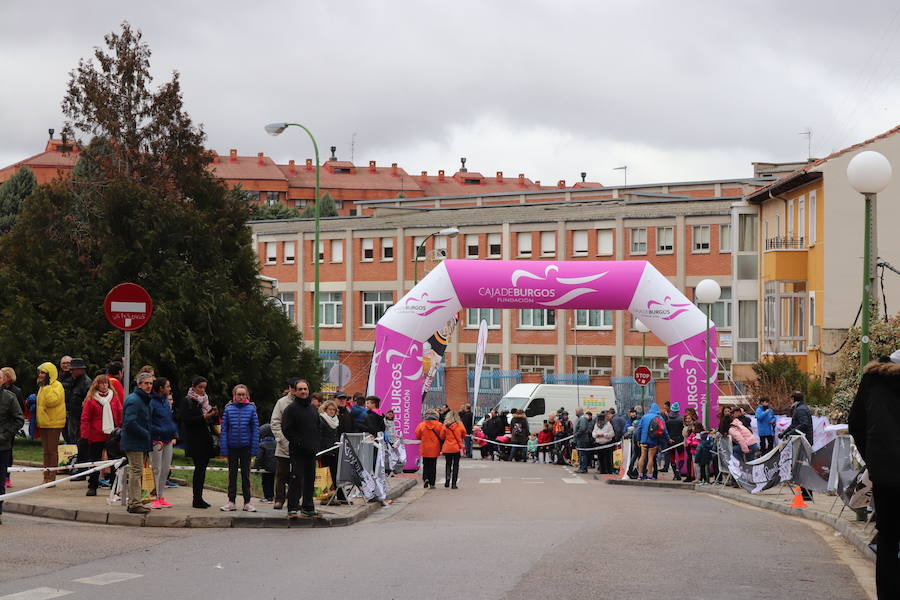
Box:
763 237 807 281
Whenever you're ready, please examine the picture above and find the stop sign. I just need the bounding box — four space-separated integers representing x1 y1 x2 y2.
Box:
104 283 153 331
633 365 652 386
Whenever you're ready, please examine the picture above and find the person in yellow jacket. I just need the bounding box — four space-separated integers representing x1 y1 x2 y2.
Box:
36 362 66 483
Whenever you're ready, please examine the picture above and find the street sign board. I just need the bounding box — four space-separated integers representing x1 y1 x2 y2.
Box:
633 365 652 386
104 283 153 331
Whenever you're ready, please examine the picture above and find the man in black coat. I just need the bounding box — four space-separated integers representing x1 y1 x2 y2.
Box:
282 379 321 518
459 404 474 459
849 353 900 600
664 404 685 480
780 391 815 500
360 396 386 437
481 410 501 460
65 358 92 444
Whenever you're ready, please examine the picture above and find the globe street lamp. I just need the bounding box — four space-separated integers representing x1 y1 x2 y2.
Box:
634 318 650 409
413 227 459 284
847 150 892 372
265 122 321 354
695 279 721 428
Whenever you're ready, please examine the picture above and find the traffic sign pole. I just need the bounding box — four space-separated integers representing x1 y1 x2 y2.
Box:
104 283 153 388
124 331 131 392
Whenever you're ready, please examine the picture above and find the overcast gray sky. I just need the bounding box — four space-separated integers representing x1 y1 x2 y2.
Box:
2 1 899 186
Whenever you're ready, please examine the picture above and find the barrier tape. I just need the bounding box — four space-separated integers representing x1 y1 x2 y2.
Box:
0 459 124 502
656 441 685 455
472 434 575 449
8 459 123 473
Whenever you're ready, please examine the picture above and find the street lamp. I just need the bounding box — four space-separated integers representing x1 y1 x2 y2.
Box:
634 318 650 409
413 227 459 284
847 150 892 372
265 121 321 354
695 279 721 428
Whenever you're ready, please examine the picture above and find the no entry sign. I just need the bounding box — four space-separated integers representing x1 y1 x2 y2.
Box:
104 283 153 331
633 365 652 386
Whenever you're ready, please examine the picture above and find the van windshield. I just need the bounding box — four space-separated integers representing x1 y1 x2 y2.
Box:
496 396 529 412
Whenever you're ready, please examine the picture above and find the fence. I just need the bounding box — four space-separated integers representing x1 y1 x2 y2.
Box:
542 372 589 385
467 369 521 418
610 376 656 415
422 365 446 412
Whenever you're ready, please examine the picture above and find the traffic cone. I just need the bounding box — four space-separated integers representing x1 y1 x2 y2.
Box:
789 486 808 508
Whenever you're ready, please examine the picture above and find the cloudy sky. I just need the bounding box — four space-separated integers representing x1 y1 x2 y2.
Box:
2 1 899 186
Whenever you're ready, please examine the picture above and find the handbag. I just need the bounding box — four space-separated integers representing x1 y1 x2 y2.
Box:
141 459 156 502
314 465 333 498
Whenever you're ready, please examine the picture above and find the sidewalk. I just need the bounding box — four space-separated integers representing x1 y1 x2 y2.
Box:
3 468 416 528
607 477 876 563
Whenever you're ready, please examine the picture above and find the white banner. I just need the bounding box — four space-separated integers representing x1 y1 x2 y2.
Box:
472 319 489 412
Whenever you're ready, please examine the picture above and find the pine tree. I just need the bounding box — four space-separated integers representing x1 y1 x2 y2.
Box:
301 192 339 218
0 166 36 234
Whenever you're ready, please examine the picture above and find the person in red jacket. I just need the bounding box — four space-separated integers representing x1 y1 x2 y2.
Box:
80 374 123 496
441 410 467 489
537 421 554 463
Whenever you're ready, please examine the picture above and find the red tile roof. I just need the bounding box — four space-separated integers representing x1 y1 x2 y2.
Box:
210 151 285 181
278 163 420 192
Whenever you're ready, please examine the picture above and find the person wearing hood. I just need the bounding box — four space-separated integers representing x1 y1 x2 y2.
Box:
0 378 24 522
636 403 670 480
36 362 66 483
254 423 277 503
281 379 321 518
148 378 178 509
121 372 154 514
849 350 900 600
415 409 445 488
219 384 260 512
80 374 124 496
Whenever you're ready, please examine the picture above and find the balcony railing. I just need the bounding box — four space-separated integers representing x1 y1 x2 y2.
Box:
765 237 805 251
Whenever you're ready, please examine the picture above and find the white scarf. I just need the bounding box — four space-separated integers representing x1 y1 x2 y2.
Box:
320 412 339 429
95 390 116 434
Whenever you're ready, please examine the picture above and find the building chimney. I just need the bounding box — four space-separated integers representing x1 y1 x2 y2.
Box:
535 180 541 186
518 173 526 186
421 171 428 180
288 159 296 174
438 169 446 182
329 146 337 161
460 157 467 172
496 171 504 183
557 180 566 188
48 128 55 139
257 152 265 166
229 149 238 162
581 172 587 182
391 163 398 176
305 158 313 171
369 160 377 173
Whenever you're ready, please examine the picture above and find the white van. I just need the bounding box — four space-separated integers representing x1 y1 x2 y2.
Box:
489 383 617 432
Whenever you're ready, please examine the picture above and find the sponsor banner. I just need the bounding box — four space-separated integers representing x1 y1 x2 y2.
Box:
629 263 708 345
667 328 718 428
378 262 462 340
472 319 489 410
421 314 458 399
717 436 792 494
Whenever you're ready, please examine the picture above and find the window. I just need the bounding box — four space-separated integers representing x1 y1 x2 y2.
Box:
798 196 805 243
245 190 260 203
809 290 816 340
643 357 670 380
720 224 732 253
517 354 555 375
697 286 732 330
517 232 532 257
362 292 392 326
362 238 374 262
314 241 324 264
692 225 710 253
575 356 612 376
572 230 588 256
465 353 501 371
809 191 817 245
717 359 732 382
630 228 647 254
466 234 479 258
597 229 613 256
787 199 794 238
381 237 394 261
540 231 556 257
736 300 759 363
737 214 759 279
520 309 556 328
265 242 277 264
656 226 674 253
487 233 501 258
266 191 279 206
467 308 500 328
413 236 426 261
331 239 343 263
763 281 806 354
278 292 295 323
318 292 343 326
283 241 295 264
574 309 613 329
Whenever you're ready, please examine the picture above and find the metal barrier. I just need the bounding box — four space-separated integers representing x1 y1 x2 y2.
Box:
610 376 656 414
335 433 376 485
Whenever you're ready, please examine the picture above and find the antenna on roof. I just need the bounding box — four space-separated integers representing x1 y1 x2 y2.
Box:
329 146 337 161
798 129 812 161
350 132 356 163
613 165 627 190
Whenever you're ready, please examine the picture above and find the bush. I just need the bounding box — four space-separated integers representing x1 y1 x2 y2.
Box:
745 354 833 413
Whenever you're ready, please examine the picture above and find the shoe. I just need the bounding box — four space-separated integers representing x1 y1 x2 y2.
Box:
85 488 97 497
5 478 11 488
243 503 257 512
444 481 450 488
258 498 273 504
108 494 121 504
300 509 321 518
192 499 211 509
165 479 179 488
150 498 166 509
98 479 111 489
127 505 151 514
287 510 299 519
220 502 237 512
159 497 173 508
451 484 458 489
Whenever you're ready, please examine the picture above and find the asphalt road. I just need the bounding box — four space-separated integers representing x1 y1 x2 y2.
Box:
0 459 874 599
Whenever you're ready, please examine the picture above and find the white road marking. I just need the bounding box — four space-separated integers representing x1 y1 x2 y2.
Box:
460 464 489 469
73 572 143 585
521 477 542 480
479 478 501 484
0 588 73 600
523 480 545 484
562 478 587 485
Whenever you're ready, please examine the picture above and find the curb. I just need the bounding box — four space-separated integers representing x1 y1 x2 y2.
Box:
603 477 696 490
4 478 417 529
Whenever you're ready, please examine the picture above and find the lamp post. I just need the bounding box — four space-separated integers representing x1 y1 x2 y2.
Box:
634 318 650 410
695 279 721 429
265 122 321 354
847 150 892 372
413 227 459 284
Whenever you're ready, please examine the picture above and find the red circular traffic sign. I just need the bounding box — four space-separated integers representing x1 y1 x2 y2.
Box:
104 283 153 331
633 365 652 386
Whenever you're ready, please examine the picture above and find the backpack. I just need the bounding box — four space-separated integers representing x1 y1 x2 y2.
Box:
647 416 665 441
511 420 526 437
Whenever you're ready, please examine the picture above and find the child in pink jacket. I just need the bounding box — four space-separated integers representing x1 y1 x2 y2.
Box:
728 417 759 461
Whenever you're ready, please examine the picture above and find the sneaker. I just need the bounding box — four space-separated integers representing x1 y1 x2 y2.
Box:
243 502 257 512
165 479 179 488
108 494 121 504
300 509 321 518
193 499 211 509
220 502 237 512
273 502 284 510
85 488 97 497
127 505 151 515
258 498 273 504
98 479 111 489
287 510 299 519
159 497 173 508
150 498 166 509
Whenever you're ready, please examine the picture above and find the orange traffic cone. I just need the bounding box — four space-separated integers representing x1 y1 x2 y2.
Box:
789 486 808 508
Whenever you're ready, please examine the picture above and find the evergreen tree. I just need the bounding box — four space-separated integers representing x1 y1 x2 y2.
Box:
0 22 320 414
0 166 36 234
248 199 302 221
301 192 339 218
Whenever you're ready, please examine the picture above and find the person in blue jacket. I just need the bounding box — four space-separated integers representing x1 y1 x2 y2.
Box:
219 384 259 512
754 397 776 455
635 403 671 480
121 372 154 514
148 378 179 509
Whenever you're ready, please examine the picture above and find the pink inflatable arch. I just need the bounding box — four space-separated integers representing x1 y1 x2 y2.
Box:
368 260 717 470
